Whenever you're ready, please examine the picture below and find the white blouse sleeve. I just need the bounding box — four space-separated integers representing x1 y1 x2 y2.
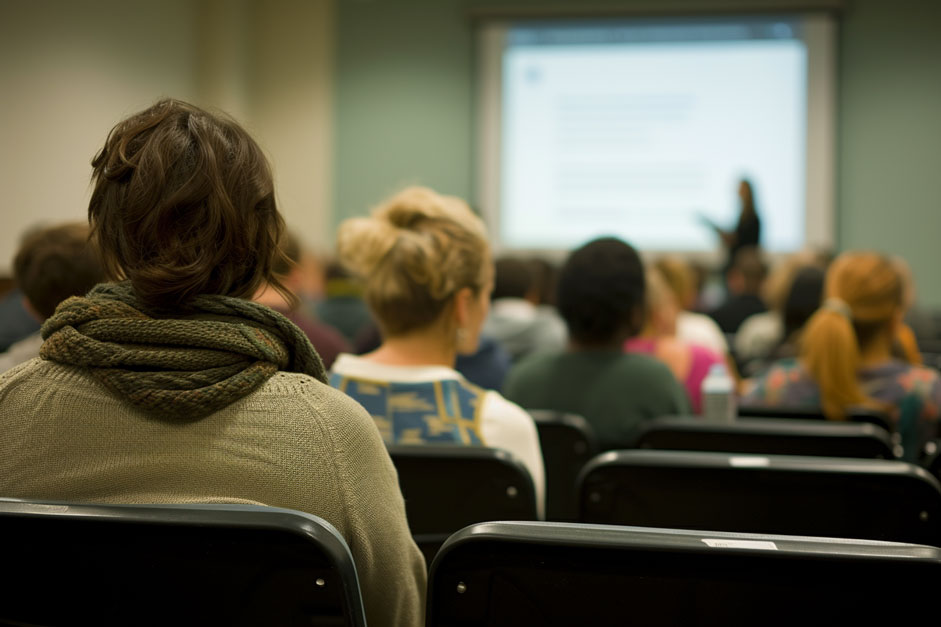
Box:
479 391 546 520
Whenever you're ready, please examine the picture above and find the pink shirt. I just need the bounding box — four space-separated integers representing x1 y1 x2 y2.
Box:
624 337 724 414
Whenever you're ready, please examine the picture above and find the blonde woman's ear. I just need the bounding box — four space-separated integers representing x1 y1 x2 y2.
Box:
452 287 475 328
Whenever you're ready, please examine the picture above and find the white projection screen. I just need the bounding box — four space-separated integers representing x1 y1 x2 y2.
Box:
477 14 836 257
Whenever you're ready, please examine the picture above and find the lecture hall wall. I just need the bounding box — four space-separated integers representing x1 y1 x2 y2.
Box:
2 0 940 306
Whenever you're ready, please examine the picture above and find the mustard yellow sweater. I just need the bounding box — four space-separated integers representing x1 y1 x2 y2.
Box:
0 358 426 627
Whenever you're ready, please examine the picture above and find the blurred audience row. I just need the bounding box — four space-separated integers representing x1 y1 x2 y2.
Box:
2 99 940 626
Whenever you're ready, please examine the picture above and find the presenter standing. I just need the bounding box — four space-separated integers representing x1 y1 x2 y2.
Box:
722 179 761 271
703 179 761 273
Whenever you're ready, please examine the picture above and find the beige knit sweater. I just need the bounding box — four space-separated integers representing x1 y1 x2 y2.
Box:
0 358 426 627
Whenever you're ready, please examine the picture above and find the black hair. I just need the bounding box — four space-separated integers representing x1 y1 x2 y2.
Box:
492 257 534 300
557 237 645 345
782 265 825 339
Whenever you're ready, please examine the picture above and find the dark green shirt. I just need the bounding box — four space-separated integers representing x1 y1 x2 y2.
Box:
503 350 690 450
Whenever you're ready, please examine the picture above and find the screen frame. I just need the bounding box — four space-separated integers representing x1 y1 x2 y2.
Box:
475 13 837 263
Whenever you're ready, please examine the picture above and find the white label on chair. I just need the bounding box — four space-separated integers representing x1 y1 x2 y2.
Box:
702 539 778 550
729 456 770 467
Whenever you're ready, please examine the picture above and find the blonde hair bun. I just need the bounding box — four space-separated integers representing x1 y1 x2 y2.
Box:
336 186 490 336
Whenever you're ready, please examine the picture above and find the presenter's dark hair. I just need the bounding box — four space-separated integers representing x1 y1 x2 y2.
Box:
557 237 645 345
88 98 288 309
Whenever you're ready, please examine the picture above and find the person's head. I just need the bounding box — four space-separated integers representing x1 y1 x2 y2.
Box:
13 222 105 320
781 265 825 340
265 229 324 303
336 186 492 356
492 257 535 302
558 237 645 348
88 99 287 310
726 246 766 295
762 250 825 314
655 256 697 311
643 267 680 337
738 178 756 217
800 252 904 419
529 258 560 307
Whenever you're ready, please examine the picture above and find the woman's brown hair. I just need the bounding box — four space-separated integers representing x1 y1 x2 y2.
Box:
88 98 289 309
799 252 903 419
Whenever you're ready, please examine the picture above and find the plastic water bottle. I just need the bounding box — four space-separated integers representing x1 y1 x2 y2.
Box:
702 363 736 422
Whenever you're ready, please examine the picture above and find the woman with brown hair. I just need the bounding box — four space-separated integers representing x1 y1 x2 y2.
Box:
330 186 545 516
744 251 941 457
625 268 724 414
0 99 425 626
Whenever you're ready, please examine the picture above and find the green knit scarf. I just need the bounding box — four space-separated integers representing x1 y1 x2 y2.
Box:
39 281 327 422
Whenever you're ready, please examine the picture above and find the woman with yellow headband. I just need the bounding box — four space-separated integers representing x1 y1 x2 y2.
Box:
744 252 940 457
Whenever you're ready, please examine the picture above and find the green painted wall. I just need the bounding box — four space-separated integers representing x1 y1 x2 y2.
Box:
838 0 941 307
334 0 474 221
334 0 941 306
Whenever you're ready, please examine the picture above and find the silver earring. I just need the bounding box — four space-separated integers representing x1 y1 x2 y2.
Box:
456 328 468 344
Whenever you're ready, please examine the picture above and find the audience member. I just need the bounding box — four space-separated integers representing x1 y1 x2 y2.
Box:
503 237 689 450
657 256 730 356
892 255 933 361
482 256 567 362
0 289 40 352
735 251 826 373
315 261 375 344
0 233 42 353
354 320 513 390
528 257 561 307
769 265 826 362
625 268 724 414
329 186 546 515
743 251 941 458
709 246 768 334
0 222 104 372
254 230 350 368
0 99 425 626
706 178 761 274
455 334 513 390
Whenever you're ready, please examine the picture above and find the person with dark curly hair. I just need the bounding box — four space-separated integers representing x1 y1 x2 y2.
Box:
0 99 425 627
503 237 689 450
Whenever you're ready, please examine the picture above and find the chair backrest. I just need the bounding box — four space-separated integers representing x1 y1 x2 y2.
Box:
388 445 537 563
428 521 941 626
923 438 941 481
578 450 941 546
738 404 893 432
0 500 366 627
528 410 597 521
636 416 896 459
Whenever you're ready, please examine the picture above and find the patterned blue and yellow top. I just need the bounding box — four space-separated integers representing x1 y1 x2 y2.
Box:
331 369 487 446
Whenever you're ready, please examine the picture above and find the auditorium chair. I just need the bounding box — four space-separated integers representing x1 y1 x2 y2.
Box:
636 416 895 459
528 410 597 521
427 521 941 626
922 438 941 482
388 445 537 563
738 404 893 432
577 450 941 546
0 500 366 626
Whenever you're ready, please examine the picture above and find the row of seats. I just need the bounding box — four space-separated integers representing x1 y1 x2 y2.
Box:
390 443 941 562
2 500 938 626
531 407 905 522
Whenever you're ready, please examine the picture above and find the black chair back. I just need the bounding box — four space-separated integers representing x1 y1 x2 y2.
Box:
428 521 941 626
388 445 537 563
923 438 941 481
636 416 896 459
578 450 941 546
528 410 597 521
738 404 893 432
0 501 366 627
